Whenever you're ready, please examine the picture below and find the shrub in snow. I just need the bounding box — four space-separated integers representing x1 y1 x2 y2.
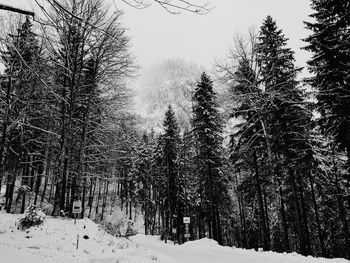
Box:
41 203 53 215
99 207 143 237
19 205 46 230
125 221 137 238
99 220 123 237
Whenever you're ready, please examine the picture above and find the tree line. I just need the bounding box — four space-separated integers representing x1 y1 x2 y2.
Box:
0 0 349 260
0 0 135 218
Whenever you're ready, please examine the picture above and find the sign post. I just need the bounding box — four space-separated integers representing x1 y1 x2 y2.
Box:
183 217 190 241
172 228 177 245
72 200 82 225
72 200 82 250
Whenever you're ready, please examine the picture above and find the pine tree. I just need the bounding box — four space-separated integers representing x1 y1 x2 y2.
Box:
304 1 350 257
304 0 350 153
162 105 180 238
192 72 227 244
0 16 46 213
257 15 313 255
177 127 196 242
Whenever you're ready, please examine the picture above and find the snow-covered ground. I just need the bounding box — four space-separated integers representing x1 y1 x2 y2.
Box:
0 211 158 263
131 235 349 263
0 211 349 263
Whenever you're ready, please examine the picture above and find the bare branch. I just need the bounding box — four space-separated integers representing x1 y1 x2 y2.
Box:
0 3 35 17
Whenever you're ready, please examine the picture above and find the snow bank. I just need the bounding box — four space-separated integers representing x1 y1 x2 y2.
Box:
0 211 160 263
229 248 349 263
132 233 350 263
182 238 221 249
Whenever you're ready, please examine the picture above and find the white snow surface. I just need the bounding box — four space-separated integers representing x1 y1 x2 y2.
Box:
1 211 349 263
0 211 158 263
130 234 349 263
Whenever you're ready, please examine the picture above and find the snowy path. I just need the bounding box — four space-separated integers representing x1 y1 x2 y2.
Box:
131 235 349 263
131 236 234 263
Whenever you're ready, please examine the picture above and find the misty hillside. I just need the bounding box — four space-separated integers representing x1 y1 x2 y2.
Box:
133 58 204 132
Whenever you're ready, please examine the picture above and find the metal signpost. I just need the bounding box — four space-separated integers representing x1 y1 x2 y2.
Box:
183 217 190 240
72 200 82 224
72 200 82 250
172 228 177 245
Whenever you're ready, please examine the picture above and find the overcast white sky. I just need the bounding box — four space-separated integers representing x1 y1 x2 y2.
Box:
120 0 313 70
4 0 313 71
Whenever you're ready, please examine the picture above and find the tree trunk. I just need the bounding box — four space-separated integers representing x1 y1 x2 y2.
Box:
34 162 44 205
0 76 12 190
336 184 350 259
236 170 247 248
279 184 290 252
81 176 86 219
48 172 55 204
288 167 307 255
308 171 325 257
88 177 96 218
101 180 109 221
6 170 17 213
95 178 101 218
21 158 30 213
41 146 52 207
253 150 270 251
297 172 312 255
51 172 60 216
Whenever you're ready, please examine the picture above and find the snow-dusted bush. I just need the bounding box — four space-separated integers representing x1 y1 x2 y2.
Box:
99 207 143 237
18 205 45 230
125 221 137 238
41 203 53 215
99 220 123 237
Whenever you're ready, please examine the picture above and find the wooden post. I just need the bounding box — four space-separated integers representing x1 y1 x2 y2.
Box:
76 234 79 250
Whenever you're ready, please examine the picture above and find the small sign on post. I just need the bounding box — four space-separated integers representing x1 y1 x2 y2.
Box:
72 200 82 250
183 217 190 224
72 200 82 214
72 200 82 225
183 217 190 240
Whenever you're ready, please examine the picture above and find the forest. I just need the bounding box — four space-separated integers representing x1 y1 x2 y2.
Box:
0 0 349 260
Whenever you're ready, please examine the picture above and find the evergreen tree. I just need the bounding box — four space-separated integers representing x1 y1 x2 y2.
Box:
192 72 228 244
304 0 350 154
177 127 196 241
256 15 313 256
229 57 272 251
162 105 180 237
0 16 46 213
304 1 350 257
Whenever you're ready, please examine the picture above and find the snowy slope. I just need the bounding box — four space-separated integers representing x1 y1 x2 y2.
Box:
0 211 160 263
1 211 349 263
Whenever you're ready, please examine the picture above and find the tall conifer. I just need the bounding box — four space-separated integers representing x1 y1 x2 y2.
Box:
304 1 350 257
192 72 227 244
